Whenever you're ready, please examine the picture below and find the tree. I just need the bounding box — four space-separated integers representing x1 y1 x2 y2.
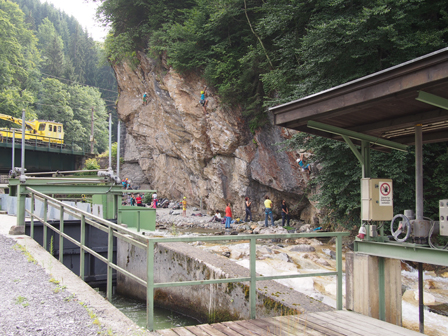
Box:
0 0 39 121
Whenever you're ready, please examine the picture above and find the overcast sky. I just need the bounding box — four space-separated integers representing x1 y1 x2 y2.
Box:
43 0 108 41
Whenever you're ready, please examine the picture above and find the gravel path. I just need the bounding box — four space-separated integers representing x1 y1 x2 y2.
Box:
0 234 103 336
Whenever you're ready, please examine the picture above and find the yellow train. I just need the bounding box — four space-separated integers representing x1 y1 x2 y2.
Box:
0 113 64 144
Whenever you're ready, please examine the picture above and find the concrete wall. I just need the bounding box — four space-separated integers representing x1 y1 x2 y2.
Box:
345 252 402 325
117 239 333 323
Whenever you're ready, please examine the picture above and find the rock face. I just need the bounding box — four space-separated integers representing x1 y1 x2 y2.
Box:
114 52 317 222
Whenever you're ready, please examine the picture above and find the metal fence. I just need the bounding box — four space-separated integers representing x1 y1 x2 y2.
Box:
24 186 349 331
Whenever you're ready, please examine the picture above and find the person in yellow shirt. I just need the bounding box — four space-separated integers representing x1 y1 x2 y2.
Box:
264 195 274 227
182 196 187 217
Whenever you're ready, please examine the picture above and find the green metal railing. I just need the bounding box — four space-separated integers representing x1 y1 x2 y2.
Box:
0 132 86 155
24 187 349 331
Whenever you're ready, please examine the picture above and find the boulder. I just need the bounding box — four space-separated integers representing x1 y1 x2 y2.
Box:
290 245 316 252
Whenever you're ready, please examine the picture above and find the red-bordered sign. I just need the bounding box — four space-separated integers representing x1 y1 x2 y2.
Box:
380 182 392 196
380 182 391 196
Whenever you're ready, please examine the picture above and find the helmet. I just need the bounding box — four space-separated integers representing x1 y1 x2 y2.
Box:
183 196 186 199
201 91 204 94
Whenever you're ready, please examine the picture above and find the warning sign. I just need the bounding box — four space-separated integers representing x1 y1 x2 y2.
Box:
379 181 393 206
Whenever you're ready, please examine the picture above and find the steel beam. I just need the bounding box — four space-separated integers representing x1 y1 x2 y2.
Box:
416 91 448 111
9 178 123 195
355 241 448 266
341 135 363 164
307 120 408 151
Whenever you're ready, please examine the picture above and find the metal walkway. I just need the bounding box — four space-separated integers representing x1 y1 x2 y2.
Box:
156 310 422 336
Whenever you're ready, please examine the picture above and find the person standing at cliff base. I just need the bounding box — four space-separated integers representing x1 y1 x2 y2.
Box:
130 193 136 206
225 203 232 229
264 195 274 227
281 200 290 227
136 193 143 206
182 197 187 217
245 197 252 222
152 192 158 208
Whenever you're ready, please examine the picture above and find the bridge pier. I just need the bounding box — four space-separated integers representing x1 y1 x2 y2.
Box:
346 252 402 326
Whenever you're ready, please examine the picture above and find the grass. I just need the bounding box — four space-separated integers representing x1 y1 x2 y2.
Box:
15 296 29 307
13 244 37 264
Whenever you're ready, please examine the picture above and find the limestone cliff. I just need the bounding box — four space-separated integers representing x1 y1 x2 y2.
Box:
115 52 318 222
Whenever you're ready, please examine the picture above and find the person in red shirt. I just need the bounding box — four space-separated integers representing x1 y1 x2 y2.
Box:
225 203 232 229
136 193 143 207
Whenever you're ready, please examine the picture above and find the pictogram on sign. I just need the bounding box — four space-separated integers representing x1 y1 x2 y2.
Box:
379 181 393 206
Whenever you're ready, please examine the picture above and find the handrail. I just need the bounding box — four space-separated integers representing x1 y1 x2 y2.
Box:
24 187 349 332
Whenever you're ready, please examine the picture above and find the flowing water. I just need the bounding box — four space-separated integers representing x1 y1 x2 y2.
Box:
98 291 199 330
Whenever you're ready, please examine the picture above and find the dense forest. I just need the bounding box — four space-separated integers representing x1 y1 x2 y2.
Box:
0 0 117 152
97 0 448 228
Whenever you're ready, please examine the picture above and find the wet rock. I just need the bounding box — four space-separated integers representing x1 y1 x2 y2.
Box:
302 253 330 267
322 248 336 259
273 251 292 263
290 245 316 252
414 291 436 305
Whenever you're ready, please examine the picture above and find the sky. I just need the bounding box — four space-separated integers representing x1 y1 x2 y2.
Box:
43 0 108 41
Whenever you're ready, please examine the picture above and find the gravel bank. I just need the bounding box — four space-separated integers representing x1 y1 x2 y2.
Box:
0 234 103 336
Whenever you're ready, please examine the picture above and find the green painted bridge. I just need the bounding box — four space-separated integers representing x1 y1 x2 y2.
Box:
0 141 87 173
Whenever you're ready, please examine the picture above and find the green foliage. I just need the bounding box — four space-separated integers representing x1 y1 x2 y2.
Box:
11 0 119 141
84 158 100 170
142 193 152 204
281 133 448 229
0 0 39 120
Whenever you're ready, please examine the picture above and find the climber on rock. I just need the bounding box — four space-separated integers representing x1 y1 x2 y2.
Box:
296 153 312 175
199 86 208 114
143 92 148 106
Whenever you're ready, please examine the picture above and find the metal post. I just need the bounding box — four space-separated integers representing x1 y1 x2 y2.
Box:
12 129 15 170
378 257 385 320
16 184 26 227
137 210 141 232
21 109 25 175
336 234 343 310
361 141 371 178
146 240 155 331
415 125 423 221
80 214 85 280
107 226 114 301
43 199 48 251
418 263 424 333
30 194 34 239
59 206 64 263
90 107 94 154
361 141 371 242
249 237 256 319
108 113 112 170
117 119 121 177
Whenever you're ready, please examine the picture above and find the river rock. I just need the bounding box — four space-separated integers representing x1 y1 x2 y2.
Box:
413 291 436 305
290 245 316 252
273 252 292 263
298 224 312 232
302 253 331 267
322 248 336 259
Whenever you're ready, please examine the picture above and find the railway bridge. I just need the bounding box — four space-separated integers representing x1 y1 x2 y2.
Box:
0 139 88 173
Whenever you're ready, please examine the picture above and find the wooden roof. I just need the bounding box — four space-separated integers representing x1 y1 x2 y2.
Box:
270 48 448 147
